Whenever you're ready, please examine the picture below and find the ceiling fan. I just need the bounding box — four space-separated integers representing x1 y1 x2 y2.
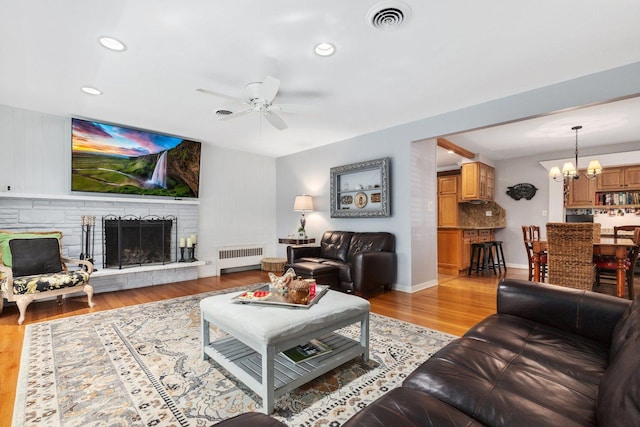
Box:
197 76 289 130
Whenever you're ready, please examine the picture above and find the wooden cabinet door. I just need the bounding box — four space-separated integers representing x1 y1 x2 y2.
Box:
438 176 458 194
461 162 494 201
624 165 640 189
438 194 458 227
597 167 625 191
485 166 495 200
566 174 595 207
479 164 487 198
437 230 463 269
460 163 480 200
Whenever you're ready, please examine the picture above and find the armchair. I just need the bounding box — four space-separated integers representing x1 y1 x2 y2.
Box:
286 231 396 294
0 230 95 324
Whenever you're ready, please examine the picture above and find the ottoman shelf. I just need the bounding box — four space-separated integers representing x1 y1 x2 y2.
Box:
204 332 362 394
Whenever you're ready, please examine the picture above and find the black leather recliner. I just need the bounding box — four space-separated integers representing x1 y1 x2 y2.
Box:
285 230 396 294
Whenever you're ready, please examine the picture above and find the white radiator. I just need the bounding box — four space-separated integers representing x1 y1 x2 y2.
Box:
216 245 264 274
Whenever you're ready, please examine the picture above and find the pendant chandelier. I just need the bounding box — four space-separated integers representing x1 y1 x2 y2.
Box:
549 125 602 181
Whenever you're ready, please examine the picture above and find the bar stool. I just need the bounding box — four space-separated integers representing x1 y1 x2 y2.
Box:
490 240 507 273
468 242 497 276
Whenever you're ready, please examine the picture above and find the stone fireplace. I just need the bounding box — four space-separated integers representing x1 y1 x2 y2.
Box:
103 215 176 269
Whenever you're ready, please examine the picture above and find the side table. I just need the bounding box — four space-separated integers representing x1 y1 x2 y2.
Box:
278 238 316 245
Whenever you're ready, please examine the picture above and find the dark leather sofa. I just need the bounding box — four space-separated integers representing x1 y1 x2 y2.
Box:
215 279 640 426
285 230 396 294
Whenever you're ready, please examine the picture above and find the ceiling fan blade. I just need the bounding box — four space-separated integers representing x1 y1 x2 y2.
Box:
258 76 280 102
263 110 288 130
219 108 254 121
196 88 246 104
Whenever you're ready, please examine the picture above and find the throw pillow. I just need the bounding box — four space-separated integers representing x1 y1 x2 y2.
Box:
9 238 64 277
0 230 63 268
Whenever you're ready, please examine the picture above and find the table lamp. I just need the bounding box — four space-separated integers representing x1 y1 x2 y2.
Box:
293 194 313 238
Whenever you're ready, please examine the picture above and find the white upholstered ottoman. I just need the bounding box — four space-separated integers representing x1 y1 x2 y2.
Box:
200 289 370 414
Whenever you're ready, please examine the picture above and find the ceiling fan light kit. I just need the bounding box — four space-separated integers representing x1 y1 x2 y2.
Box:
197 76 289 130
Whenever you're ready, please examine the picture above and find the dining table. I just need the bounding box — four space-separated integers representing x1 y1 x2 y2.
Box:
532 237 638 298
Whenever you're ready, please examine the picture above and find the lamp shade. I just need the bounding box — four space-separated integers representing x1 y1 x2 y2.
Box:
562 162 576 176
587 160 603 175
549 166 562 178
293 195 313 212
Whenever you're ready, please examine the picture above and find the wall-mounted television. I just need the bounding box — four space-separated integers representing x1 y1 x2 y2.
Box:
71 118 201 198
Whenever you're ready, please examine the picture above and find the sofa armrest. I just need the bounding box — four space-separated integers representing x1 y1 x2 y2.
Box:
497 278 630 345
352 251 396 293
286 245 321 263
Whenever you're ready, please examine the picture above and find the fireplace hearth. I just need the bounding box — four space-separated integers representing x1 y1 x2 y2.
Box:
103 215 176 269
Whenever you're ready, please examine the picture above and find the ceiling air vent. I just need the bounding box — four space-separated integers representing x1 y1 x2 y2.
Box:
215 109 233 116
367 1 412 30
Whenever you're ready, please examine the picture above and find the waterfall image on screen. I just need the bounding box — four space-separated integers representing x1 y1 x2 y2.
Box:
148 151 168 188
71 118 201 197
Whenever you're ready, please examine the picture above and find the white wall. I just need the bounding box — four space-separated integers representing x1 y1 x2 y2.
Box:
276 127 416 292
197 143 277 277
0 105 277 278
410 140 438 290
493 156 551 268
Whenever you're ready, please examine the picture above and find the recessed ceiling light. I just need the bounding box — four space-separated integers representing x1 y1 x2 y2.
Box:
98 36 127 52
314 42 336 57
81 86 102 95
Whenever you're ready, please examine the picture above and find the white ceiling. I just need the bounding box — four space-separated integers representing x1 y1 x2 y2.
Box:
436 95 640 169
1 0 640 158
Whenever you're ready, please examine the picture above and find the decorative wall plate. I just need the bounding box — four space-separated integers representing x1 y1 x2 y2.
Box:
506 183 538 200
341 195 353 205
354 192 368 208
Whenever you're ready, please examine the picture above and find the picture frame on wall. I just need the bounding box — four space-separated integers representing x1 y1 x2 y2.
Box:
330 157 391 218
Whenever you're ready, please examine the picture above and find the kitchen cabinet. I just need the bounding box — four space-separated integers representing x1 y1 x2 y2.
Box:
438 175 458 194
566 165 640 207
438 175 459 227
566 173 595 207
460 162 494 201
597 166 640 190
437 228 495 275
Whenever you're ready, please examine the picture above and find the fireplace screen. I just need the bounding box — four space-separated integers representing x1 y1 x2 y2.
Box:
103 215 176 269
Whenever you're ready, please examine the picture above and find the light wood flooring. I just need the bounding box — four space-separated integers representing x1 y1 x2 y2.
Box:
0 266 626 422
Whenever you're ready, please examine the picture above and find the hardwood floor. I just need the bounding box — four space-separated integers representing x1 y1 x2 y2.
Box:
0 267 527 422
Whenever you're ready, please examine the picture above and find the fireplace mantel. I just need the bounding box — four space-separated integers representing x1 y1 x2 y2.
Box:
0 192 199 205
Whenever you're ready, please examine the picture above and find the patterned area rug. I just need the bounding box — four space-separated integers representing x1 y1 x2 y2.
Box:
13 285 456 427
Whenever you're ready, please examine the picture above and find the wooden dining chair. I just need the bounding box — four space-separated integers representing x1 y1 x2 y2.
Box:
594 226 640 299
522 225 547 281
546 222 597 291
